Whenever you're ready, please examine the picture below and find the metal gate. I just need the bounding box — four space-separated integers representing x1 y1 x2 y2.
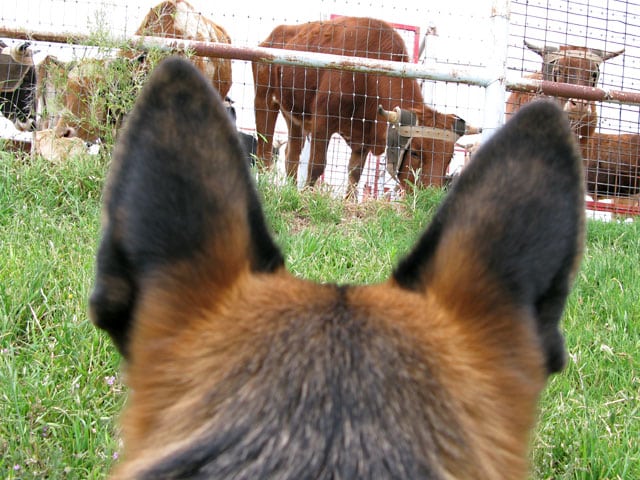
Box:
1 0 639 215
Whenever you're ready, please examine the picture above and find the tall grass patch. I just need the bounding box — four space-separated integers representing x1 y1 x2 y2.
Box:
0 150 122 478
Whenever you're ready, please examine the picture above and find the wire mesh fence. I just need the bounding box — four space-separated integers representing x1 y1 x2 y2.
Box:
508 0 640 218
1 0 639 214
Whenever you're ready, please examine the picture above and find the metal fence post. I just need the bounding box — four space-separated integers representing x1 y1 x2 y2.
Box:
482 0 511 140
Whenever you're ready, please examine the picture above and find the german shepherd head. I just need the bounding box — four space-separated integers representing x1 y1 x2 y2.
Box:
90 57 584 479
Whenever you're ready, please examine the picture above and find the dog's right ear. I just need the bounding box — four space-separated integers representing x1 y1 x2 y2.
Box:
89 57 283 357
394 100 585 375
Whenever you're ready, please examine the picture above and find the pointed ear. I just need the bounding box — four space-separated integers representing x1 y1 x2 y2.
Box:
89 57 283 357
393 100 585 374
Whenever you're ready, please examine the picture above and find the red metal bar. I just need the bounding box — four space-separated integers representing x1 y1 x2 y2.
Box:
505 77 640 106
0 25 492 85
3 24 638 107
586 200 640 217
0 26 87 44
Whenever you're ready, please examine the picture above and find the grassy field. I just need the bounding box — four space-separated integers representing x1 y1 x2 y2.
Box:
0 148 638 479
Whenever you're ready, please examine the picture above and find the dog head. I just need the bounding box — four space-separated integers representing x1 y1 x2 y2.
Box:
90 57 584 479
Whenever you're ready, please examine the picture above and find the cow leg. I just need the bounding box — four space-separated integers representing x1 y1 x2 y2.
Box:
254 82 279 168
307 136 330 187
304 98 334 186
345 149 368 200
284 119 304 180
254 106 278 168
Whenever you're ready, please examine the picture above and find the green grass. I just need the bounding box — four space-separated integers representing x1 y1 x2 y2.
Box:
1 150 638 478
532 220 640 479
0 149 121 478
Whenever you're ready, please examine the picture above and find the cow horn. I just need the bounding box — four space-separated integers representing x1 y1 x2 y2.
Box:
465 125 482 135
591 47 625 61
7 42 34 64
524 39 557 57
378 105 402 123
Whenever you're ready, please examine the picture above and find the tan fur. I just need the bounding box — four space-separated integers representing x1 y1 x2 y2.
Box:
412 234 547 479
33 128 86 162
110 261 547 480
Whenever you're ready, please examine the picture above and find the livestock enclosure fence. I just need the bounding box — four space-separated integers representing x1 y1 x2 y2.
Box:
1 0 640 217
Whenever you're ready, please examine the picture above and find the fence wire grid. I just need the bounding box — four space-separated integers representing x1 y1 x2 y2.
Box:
1 0 639 214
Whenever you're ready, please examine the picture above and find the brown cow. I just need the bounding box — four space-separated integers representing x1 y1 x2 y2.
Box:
33 128 87 163
134 0 232 99
252 17 467 197
506 41 623 138
579 132 640 199
0 41 80 138
51 56 149 143
505 42 639 206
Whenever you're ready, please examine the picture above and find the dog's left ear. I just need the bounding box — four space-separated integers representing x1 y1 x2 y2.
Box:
393 100 585 375
89 57 283 357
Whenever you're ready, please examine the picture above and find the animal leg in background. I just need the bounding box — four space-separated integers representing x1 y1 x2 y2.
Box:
253 66 281 167
279 110 305 178
346 148 369 198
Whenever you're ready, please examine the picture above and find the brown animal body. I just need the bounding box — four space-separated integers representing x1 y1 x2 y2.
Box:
505 42 623 138
134 0 232 98
51 56 148 143
579 132 640 198
51 0 232 144
91 58 584 479
505 42 639 202
252 17 467 195
0 41 142 143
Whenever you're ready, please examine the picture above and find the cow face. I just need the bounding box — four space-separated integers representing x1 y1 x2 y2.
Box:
514 41 624 139
380 105 467 188
525 41 624 88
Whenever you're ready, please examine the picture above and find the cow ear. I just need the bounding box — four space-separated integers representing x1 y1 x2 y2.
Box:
89 57 283 357
393 100 585 374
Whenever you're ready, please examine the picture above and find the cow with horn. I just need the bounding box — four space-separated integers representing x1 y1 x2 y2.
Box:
253 16 474 198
